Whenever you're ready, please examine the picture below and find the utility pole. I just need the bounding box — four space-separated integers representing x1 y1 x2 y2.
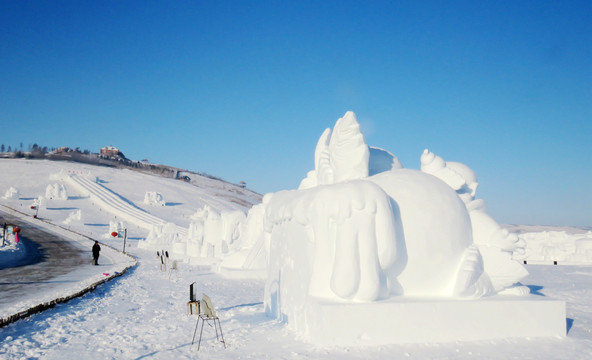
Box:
123 228 128 254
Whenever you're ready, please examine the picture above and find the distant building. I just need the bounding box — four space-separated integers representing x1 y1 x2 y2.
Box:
100 146 123 158
53 146 71 154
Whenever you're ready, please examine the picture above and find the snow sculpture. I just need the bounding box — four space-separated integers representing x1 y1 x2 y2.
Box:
63 209 82 225
520 230 592 264
420 149 528 292
2 187 20 200
220 210 247 253
45 183 68 200
186 220 205 258
186 206 247 259
265 180 401 302
143 191 165 206
31 197 45 210
219 204 269 272
254 111 543 344
108 221 125 237
299 112 369 189
139 222 178 250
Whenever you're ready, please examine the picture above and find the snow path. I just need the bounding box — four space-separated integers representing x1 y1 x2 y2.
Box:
67 175 188 237
1 249 591 359
0 205 135 323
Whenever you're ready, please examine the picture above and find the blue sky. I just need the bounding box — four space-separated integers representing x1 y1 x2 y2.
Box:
1 1 590 226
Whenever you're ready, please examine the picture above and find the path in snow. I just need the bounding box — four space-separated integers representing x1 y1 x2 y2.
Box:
0 205 135 324
0 213 43 270
0 211 91 310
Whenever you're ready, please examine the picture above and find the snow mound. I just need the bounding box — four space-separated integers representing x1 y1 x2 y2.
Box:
143 191 165 206
0 237 27 269
2 187 20 200
63 210 82 225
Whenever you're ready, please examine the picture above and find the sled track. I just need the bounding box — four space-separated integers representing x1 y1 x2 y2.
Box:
67 174 188 237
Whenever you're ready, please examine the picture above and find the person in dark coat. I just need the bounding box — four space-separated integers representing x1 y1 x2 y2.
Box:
92 241 101 265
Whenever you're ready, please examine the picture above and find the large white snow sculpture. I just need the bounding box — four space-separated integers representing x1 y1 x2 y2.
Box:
256 111 562 345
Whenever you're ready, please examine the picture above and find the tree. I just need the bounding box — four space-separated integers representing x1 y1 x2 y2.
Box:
7 146 11 152
0 144 4 152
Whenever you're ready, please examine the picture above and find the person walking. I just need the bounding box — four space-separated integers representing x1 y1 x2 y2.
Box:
92 241 101 265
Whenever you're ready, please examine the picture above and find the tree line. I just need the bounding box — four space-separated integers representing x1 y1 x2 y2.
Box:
0 143 94 158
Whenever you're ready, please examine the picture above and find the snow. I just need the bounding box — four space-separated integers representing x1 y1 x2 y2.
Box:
518 229 592 265
2 187 20 200
0 206 135 318
0 115 590 358
143 191 165 206
62 209 82 225
0 231 27 269
1 248 591 359
45 183 68 200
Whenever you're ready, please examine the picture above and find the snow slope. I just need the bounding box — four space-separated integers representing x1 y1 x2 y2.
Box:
0 159 260 239
66 174 188 237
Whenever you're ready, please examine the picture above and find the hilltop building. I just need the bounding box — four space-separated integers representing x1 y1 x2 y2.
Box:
100 146 125 159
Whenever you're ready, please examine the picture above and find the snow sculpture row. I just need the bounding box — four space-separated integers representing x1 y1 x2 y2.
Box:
138 205 248 262
185 206 246 259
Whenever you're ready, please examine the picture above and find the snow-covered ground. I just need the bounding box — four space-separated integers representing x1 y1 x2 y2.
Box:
0 233 26 269
0 247 591 359
0 158 591 359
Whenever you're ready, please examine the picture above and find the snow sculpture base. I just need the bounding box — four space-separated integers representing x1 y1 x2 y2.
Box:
302 296 565 345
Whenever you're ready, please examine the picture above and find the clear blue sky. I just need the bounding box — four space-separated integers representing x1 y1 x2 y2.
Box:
1 1 590 226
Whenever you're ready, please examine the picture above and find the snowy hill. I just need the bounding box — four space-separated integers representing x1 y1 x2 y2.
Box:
0 159 261 239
